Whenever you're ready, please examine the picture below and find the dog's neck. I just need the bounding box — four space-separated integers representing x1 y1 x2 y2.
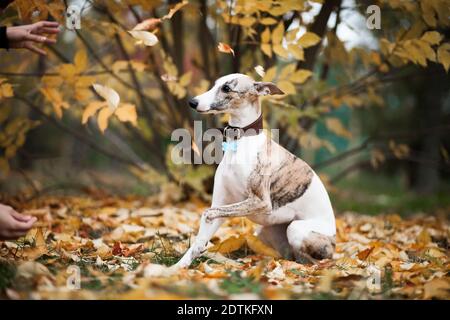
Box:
228 99 261 128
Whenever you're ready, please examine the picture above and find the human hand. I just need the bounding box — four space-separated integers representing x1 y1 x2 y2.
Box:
0 204 37 240
6 21 59 55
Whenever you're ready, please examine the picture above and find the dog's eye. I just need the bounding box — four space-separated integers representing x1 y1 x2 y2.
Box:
221 84 232 93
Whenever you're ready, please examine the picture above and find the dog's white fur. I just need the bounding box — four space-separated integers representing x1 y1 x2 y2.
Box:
174 74 336 268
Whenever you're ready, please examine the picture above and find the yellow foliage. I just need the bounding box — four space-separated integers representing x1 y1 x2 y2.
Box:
298 32 321 48
325 118 352 139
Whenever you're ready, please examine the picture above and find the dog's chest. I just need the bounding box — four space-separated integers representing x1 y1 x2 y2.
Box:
212 135 266 206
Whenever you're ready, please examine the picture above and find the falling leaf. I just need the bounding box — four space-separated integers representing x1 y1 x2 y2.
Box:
128 30 159 46
254 65 265 77
92 84 120 112
217 42 235 56
161 0 188 20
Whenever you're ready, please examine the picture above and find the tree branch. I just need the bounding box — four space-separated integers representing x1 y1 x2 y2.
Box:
15 95 145 170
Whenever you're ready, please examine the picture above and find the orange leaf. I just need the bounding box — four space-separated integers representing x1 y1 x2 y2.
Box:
217 42 235 56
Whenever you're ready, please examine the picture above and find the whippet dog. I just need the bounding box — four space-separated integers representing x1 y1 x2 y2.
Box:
174 73 336 268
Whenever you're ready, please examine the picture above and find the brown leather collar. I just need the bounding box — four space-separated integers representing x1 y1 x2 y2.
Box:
222 114 263 140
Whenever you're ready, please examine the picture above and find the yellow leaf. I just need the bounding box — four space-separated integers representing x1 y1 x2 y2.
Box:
423 278 450 299
286 27 298 43
58 64 77 84
416 40 437 62
417 228 431 246
0 82 13 99
92 83 120 111
289 69 312 84
193 79 210 96
260 17 277 25
421 31 443 45
82 101 107 124
209 235 246 254
317 270 335 293
115 103 137 126
74 49 88 73
437 43 450 72
97 107 113 133
262 66 276 82
298 32 321 48
261 43 272 57
279 63 296 80
273 44 289 59
261 27 271 43
112 60 129 74
245 234 281 258
40 87 69 118
277 80 296 95
22 228 47 260
271 22 284 44
325 117 352 139
217 42 234 56
178 71 192 87
288 44 304 60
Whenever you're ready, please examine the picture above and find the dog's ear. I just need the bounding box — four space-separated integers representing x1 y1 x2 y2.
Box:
254 82 284 96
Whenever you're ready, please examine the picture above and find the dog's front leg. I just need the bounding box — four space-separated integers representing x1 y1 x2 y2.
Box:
204 194 271 222
174 196 270 269
174 215 224 269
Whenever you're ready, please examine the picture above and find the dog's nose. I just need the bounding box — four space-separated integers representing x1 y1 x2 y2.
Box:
188 98 199 109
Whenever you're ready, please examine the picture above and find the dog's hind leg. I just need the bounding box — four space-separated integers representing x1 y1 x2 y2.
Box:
256 223 293 259
286 220 336 264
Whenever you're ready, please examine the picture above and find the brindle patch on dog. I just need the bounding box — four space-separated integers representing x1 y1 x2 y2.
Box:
269 153 313 210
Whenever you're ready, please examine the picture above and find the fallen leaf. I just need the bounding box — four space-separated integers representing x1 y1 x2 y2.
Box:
245 234 281 258
423 278 450 299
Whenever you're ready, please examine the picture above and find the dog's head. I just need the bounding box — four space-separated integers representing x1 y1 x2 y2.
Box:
188 73 284 114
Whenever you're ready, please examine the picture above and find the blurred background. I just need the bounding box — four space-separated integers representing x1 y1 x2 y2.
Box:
0 0 449 216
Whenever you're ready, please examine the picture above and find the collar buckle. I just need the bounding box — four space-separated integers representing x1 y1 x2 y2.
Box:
224 127 241 140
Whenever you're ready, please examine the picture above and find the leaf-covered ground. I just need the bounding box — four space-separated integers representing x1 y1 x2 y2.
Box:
0 195 448 300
